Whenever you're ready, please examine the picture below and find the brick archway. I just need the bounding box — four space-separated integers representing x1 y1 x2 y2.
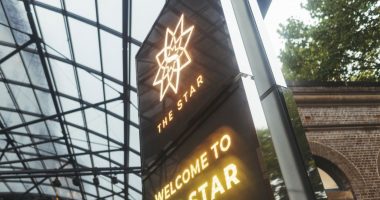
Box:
377 150 380 178
309 141 366 199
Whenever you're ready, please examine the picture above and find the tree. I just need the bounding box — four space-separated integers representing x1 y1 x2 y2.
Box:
279 0 380 81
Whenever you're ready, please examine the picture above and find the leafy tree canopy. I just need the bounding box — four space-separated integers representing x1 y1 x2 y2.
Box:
279 0 380 81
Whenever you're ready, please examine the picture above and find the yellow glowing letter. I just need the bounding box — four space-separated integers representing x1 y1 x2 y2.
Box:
190 159 201 178
155 189 164 200
190 85 196 97
197 75 203 87
198 182 208 200
170 181 176 196
210 141 219 159
189 190 197 200
177 99 183 110
220 134 231 152
200 152 209 170
164 184 170 199
211 175 225 200
168 110 173 121
157 123 162 134
175 175 183 190
182 169 191 184
183 91 189 102
224 163 240 190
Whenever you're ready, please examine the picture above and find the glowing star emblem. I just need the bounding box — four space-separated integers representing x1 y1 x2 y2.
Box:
153 14 194 101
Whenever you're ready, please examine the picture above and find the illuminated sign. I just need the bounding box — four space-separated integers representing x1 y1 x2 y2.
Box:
136 1 274 199
156 74 204 134
153 14 194 101
154 133 237 200
146 123 272 200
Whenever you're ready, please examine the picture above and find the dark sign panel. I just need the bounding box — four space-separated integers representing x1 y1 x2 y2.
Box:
136 0 274 199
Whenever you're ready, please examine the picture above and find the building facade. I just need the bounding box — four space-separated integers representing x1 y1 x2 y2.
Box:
290 82 380 200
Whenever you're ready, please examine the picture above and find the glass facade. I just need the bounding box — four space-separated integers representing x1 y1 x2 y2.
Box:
0 0 165 199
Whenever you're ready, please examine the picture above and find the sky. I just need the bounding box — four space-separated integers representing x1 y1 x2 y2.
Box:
263 0 311 68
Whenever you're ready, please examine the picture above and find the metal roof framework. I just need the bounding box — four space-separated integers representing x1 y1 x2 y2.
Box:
0 0 146 199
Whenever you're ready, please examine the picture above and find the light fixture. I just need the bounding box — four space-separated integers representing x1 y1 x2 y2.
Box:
93 176 99 186
111 176 118 184
52 177 61 187
72 176 80 186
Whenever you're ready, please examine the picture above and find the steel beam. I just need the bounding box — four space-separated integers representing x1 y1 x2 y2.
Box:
0 166 141 178
19 161 70 199
0 147 125 165
0 39 34 64
0 142 10 161
0 96 121 134
122 0 132 198
0 137 63 152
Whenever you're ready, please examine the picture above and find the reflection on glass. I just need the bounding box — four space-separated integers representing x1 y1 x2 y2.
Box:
281 87 327 199
242 78 289 200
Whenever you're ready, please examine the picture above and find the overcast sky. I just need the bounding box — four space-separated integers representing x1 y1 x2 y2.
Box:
264 0 311 68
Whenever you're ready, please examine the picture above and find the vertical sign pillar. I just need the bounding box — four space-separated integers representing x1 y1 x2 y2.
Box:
226 0 326 199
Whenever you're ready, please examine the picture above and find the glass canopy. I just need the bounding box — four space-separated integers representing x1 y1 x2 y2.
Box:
0 0 165 199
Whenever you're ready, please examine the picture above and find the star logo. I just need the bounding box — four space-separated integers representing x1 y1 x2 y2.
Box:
153 14 194 101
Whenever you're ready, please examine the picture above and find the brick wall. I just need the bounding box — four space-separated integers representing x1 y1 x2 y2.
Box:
289 82 380 200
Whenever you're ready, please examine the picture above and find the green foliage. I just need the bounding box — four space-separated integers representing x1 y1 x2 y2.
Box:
279 0 380 81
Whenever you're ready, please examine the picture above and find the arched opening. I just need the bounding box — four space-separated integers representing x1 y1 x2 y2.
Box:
314 156 355 200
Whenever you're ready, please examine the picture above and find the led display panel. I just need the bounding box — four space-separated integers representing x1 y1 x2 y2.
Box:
136 0 274 199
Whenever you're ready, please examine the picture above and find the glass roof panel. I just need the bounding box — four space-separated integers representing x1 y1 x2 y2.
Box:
100 30 123 81
85 108 107 135
1 110 23 127
0 83 15 109
21 51 49 88
130 103 139 125
0 3 8 24
1 0 31 34
35 0 61 8
89 133 108 151
9 84 40 114
110 150 123 166
65 0 96 21
1 52 29 82
93 156 109 168
107 115 124 142
0 26 14 43
40 185 56 196
105 100 123 117
129 173 142 191
97 0 122 32
129 125 140 152
50 59 79 98
35 6 70 58
0 182 10 192
131 0 165 41
7 182 27 193
128 151 141 167
76 155 92 168
69 127 88 149
78 68 104 104
68 17 101 71
34 90 55 116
